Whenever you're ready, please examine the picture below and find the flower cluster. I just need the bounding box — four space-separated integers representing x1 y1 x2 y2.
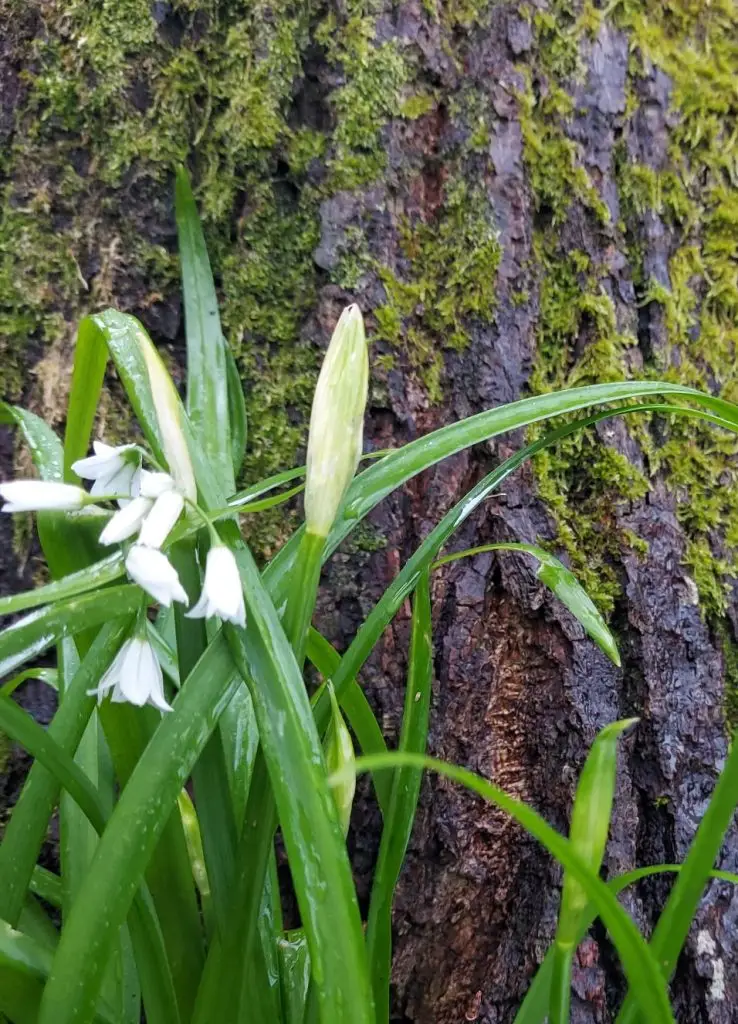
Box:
0 441 246 711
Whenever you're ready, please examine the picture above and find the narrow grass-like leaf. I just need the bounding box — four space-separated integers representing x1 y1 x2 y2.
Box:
268 394 738 599
307 404 728 730
224 540 374 1024
176 165 235 493
342 753 674 1024
225 340 247 478
0 621 129 926
366 571 432 1021
306 627 390 815
38 634 239 1024
171 539 238 941
0 916 115 1024
97 699 204 1022
433 543 619 666
515 864 738 1024
550 719 636 1023
616 731 738 1024
279 930 311 1024
0 553 124 619
29 867 62 909
0 586 142 679
0 667 58 698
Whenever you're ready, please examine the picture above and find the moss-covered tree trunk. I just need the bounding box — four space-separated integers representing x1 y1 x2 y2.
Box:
2 1 738 1021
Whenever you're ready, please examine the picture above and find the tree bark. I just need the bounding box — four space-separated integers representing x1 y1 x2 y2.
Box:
1 2 737 1022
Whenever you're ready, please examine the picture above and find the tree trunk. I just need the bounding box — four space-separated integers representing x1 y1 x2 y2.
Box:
1 1 737 1021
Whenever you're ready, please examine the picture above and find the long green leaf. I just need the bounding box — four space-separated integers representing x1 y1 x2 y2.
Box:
616 728 738 1024
308 404 734 731
343 753 674 1024
176 165 235 493
0 621 129 926
433 543 619 666
0 917 115 1024
550 719 636 1024
0 586 142 679
515 864 738 1024
306 627 390 815
170 538 238 942
224 540 374 1024
366 571 433 1022
29 867 62 909
0 553 124 619
268 392 738 598
225 344 248 478
38 634 239 1024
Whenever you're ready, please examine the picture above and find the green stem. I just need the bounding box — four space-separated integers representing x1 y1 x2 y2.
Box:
549 944 573 1024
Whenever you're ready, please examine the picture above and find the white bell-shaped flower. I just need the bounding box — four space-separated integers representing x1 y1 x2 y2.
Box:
99 496 153 546
88 635 172 712
138 489 185 549
0 481 88 513
138 471 177 499
125 544 188 607
72 442 139 498
186 544 245 628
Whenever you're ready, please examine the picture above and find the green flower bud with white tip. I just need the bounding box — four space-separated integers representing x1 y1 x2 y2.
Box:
140 333 197 502
304 304 368 538
324 683 356 838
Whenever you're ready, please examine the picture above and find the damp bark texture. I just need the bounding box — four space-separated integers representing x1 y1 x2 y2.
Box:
2 1 738 1022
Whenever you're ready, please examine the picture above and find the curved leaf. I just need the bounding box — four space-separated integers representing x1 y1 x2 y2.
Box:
342 753 674 1024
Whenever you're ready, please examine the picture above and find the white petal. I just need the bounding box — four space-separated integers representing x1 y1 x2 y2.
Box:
139 471 176 499
138 490 184 549
0 481 87 512
185 591 213 620
126 545 189 607
89 460 138 498
99 497 152 545
119 639 151 706
187 545 246 627
140 642 172 712
87 641 128 702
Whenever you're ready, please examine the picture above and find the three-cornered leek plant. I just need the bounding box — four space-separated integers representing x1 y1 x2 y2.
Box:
0 167 737 1024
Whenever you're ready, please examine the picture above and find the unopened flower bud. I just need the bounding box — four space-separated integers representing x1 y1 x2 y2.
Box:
304 305 368 538
324 683 355 838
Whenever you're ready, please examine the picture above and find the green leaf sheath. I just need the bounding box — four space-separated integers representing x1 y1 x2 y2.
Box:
366 571 433 1022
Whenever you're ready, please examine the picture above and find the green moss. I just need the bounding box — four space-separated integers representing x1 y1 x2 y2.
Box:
374 178 501 399
523 0 738 706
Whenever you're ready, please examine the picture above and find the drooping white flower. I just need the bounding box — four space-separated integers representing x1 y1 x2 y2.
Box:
138 489 185 549
125 544 188 607
72 442 140 498
99 496 153 545
186 544 245 628
0 481 89 513
138 471 176 499
304 304 368 538
88 636 172 712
